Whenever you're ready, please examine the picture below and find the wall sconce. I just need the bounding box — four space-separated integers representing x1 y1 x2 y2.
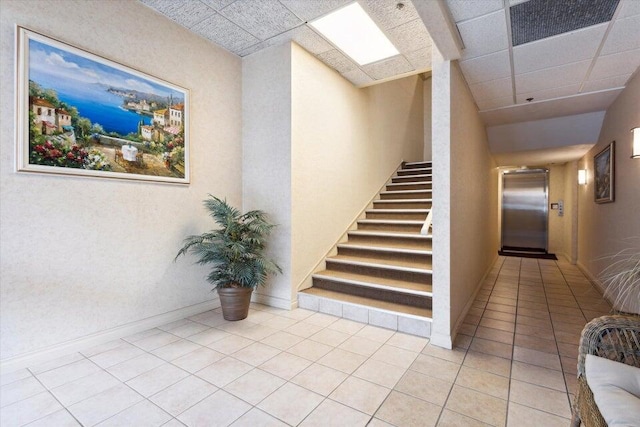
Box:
632 127 640 159
578 169 587 185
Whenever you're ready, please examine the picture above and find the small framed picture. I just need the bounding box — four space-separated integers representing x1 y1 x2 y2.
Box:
594 141 615 203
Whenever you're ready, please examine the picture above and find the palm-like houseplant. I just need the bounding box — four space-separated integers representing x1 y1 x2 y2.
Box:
176 195 281 320
600 243 640 315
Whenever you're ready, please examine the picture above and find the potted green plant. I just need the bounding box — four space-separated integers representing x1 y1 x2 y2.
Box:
176 195 281 321
600 242 640 315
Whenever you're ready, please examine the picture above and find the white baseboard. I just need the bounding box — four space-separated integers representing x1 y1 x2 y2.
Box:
0 299 220 374
252 292 294 310
576 261 607 295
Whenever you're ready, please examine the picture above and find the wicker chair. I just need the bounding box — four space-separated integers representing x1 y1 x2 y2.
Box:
571 314 640 427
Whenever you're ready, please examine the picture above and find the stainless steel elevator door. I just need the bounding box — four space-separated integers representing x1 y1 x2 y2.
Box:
501 170 548 252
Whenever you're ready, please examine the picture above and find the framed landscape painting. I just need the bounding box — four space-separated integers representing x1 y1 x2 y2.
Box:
594 141 614 203
16 27 190 184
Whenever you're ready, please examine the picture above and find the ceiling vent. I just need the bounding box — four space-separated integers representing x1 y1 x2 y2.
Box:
510 0 620 46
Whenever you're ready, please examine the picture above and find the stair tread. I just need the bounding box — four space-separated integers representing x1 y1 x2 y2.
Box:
375 199 432 203
358 219 425 224
382 189 432 194
349 230 432 238
367 209 430 213
314 269 432 294
404 161 432 166
338 243 432 255
300 288 433 319
392 174 432 179
327 255 432 272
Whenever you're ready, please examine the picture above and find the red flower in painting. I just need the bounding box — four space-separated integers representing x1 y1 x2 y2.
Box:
66 152 75 160
35 145 45 153
44 141 54 149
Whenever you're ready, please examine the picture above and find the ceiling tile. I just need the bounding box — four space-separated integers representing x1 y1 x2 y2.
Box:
515 60 591 93
342 68 375 86
516 84 580 104
192 14 260 53
362 56 414 80
459 50 511 84
581 73 631 92
458 11 509 60
600 15 640 55
278 0 351 21
200 0 237 11
316 49 358 73
387 18 432 53
141 0 217 28
469 77 513 101
477 95 514 111
220 0 302 40
590 48 640 80
361 0 420 29
617 0 640 18
404 48 432 70
445 0 503 23
291 26 334 55
513 23 607 74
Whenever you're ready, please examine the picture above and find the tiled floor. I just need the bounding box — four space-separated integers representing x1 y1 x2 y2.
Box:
0 256 611 426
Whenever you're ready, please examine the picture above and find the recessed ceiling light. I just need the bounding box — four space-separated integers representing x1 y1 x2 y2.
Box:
310 2 399 66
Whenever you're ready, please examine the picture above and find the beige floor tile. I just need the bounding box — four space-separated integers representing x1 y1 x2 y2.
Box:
420 343 467 364
560 355 578 375
394 370 452 406
259 352 312 380
206 335 254 355
458 323 478 336
167 320 211 338
318 348 367 374
444 385 507 426
96 400 171 427
355 325 395 343
488 296 517 307
133 332 182 352
387 332 429 352
186 328 231 346
510 360 566 392
409 354 461 382
482 310 516 323
326 318 366 335
514 323 555 340
171 347 225 373
195 357 253 387
259 331 304 350
463 350 511 377
507 402 570 427
455 366 509 399
516 314 552 328
329 376 390 415
151 339 202 362
513 334 558 354
279 308 316 321
257 383 323 425
37 359 103 389
291 363 348 396
260 316 299 331
371 344 419 369
0 392 63 427
554 330 581 345
465 314 481 325
235 325 279 341
229 407 288 427
178 389 251 427
287 339 333 361
304 312 340 327
509 379 572 418
513 346 561 371
0 376 46 408
564 372 579 395
454 334 473 349
231 342 281 366
375 390 441 427
516 307 550 320
149 375 216 416
339 336 384 357
285 321 324 338
469 337 513 359
309 328 350 346
68 384 143 427
19 409 80 427
366 418 395 426
437 409 492 426
224 368 285 405
300 399 370 427
474 326 514 345
50 370 122 407
353 359 405 388
125 363 189 397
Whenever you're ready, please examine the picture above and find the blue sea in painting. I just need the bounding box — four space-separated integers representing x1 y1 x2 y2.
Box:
28 38 183 135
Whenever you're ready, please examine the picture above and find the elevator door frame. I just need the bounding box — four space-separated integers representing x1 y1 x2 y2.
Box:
500 169 549 253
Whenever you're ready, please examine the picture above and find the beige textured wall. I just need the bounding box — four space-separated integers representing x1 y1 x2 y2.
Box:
423 76 433 161
564 161 578 263
290 44 424 291
577 72 640 312
548 164 566 256
242 43 293 308
431 51 498 347
0 0 242 360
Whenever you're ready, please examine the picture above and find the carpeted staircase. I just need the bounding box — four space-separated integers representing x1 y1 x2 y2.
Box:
299 161 433 336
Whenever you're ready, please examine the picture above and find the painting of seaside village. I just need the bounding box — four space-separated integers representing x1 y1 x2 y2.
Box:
17 28 189 183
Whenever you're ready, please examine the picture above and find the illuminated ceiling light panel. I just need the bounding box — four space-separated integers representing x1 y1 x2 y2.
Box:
310 2 399 66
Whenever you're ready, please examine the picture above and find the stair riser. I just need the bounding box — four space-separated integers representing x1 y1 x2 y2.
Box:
358 222 423 233
326 261 432 284
347 235 432 250
373 201 432 209
386 183 432 191
397 169 432 176
403 162 432 169
337 247 432 268
366 211 428 220
380 192 431 200
391 175 432 183
312 277 432 309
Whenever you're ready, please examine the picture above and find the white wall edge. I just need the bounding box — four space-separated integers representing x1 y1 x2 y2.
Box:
252 292 295 310
429 332 453 349
0 299 220 374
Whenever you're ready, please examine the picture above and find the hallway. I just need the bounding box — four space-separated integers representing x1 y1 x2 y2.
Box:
0 256 611 426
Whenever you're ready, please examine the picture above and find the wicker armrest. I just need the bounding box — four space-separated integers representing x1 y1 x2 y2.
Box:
576 314 640 378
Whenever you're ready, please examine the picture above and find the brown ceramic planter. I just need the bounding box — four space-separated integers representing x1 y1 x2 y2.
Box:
217 287 253 321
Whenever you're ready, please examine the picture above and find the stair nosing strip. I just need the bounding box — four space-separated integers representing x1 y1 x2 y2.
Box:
358 219 424 224
337 244 432 255
326 258 432 274
381 190 433 195
366 209 430 213
312 273 433 297
348 231 432 239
